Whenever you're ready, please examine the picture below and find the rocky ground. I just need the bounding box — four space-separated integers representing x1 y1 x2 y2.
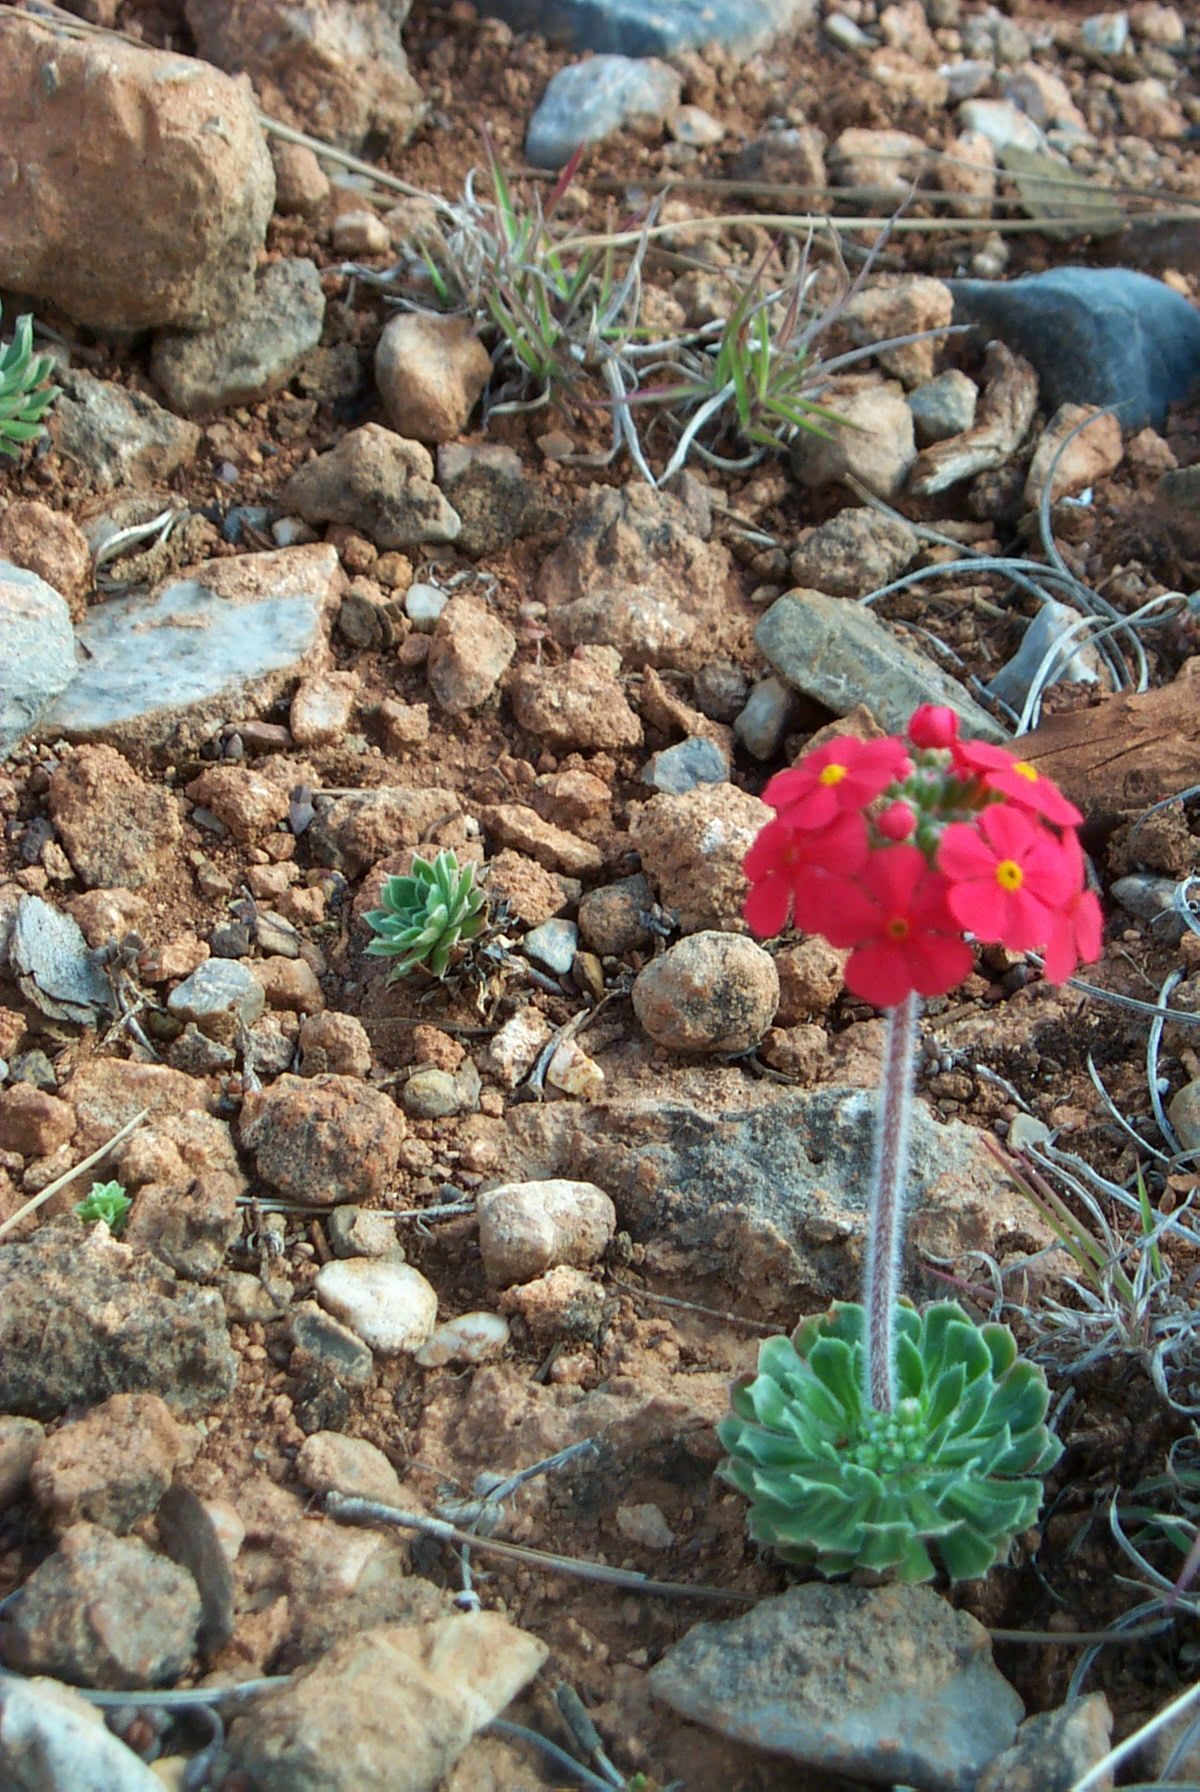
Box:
1 0 1200 1787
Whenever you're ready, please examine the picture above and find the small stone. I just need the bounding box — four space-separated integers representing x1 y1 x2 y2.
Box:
379 698 431 753
480 803 602 877
775 936 846 1022
526 56 681 169
375 312 491 444
185 765 291 840
958 96 1044 153
290 670 359 746
437 441 566 557
400 1067 463 1119
0 564 77 762
615 1502 675 1548
977 1694 1113 1792
734 676 800 761
509 656 642 751
1168 1079 1200 1152
546 1036 605 1099
577 874 654 955
629 784 770 932
670 103 725 146
0 1672 165 1791
315 1258 439 1354
221 1270 284 1325
632 931 779 1053
272 141 332 217
909 370 979 444
0 1084 75 1158
29 1393 188 1534
326 1207 402 1259
694 659 751 723
282 425 461 551
168 959 264 1043
476 1178 617 1289
50 371 201 491
151 258 326 414
332 208 392 256
0 503 91 619
1024 404 1124 506
426 597 517 714
254 909 304 958
1081 9 1129 52
649 1582 1023 1789
843 277 955 389
296 1432 403 1506
642 735 729 794
415 1311 511 1368
309 786 460 878
1130 2 1184 45
479 1008 554 1087
486 849 574 928
937 129 997 219
404 582 449 631
498 1265 605 1340
523 918 580 975
790 385 917 496
3 1521 202 1689
0 1415 44 1505
239 1074 407 1207
298 1011 372 1079
789 508 919 598
289 1301 374 1387
828 128 926 193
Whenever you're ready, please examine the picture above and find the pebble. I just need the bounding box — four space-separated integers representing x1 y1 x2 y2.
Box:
0 1084 75 1158
479 1008 554 1089
509 655 643 750
296 1431 404 1507
649 1583 1023 1789
734 675 799 761
0 563 76 762
789 507 919 598
499 1264 605 1339
0 1675 164 1792
404 582 450 631
909 369 979 444
825 11 875 47
631 782 770 932
577 874 655 956
522 917 580 975
315 1258 439 1354
40 544 341 758
0 16 273 332
3 1521 202 1689
298 1011 373 1079
476 1178 617 1288
0 1223 236 1418
0 1415 44 1505
272 140 332 218
281 424 461 550
239 1073 407 1207
50 745 182 890
29 1392 189 1534
958 96 1045 152
1111 872 1187 941
226 1615 547 1792
151 257 325 413
1081 9 1129 52
167 958 265 1043
526 56 682 169
986 598 1104 709
375 312 491 444
437 441 566 556
400 1066 464 1119
415 1311 511 1368
290 670 358 747
756 589 1006 740
694 659 751 723
288 1300 375 1387
325 1207 402 1259
426 596 517 714
641 735 729 794
615 1502 676 1549
670 103 725 146
843 276 955 389
1025 403 1125 506
546 1036 606 1099
789 384 916 496
633 931 779 1053
948 267 1200 430
978 1693 1113 1792
1168 1079 1200 1152
332 208 392 257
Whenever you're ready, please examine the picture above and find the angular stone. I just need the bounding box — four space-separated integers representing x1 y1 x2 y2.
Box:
308 786 460 878
649 1583 1023 1791
789 508 918 599
526 56 681 169
756 590 1005 740
282 425 460 551
48 370 201 490
628 783 769 932
978 1693 1113 1792
642 735 729 794
509 656 642 751
39 546 341 759
426 597 516 715
0 1675 164 1792
0 15 274 331
151 257 326 414
239 1074 406 1207
437 443 566 556
168 959 265 1042
29 1392 189 1533
48 745 181 890
0 563 75 762
474 0 814 55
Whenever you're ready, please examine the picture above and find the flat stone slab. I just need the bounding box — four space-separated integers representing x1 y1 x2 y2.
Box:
39 544 341 758
756 589 1006 742
476 0 814 54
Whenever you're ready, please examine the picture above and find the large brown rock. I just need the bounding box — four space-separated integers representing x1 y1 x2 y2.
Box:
48 745 181 890
0 14 274 331
239 1074 407 1207
29 1393 190 1534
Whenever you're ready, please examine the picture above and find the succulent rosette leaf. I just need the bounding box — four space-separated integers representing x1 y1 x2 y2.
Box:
363 849 487 981
717 1300 1061 1583
0 307 60 458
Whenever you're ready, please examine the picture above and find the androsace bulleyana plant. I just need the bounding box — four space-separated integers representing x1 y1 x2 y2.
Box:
363 848 487 982
718 707 1098 1581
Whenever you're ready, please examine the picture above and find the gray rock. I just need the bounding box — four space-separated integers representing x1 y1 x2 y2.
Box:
632 932 778 1053
0 1674 164 1792
523 918 580 974
39 545 340 759
167 959 265 1043
281 424 460 550
947 267 1200 429
756 589 1006 740
288 1300 375 1387
0 1221 237 1419
566 1085 1043 1310
48 370 201 490
985 598 1103 709
977 1693 1112 1792
0 1416 44 1506
437 443 566 556
649 1583 1023 1791
325 1207 402 1259
526 56 682 169
151 257 326 414
475 0 814 55
788 508 918 599
2 1522 201 1690
8 896 111 1027
400 1066 464 1119
1080 9 1128 52
1112 872 1186 941
641 735 729 794
0 564 75 761
693 659 750 723
734 674 799 760
908 369 979 444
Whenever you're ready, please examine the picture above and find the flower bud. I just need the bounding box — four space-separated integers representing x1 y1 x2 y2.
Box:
877 801 916 841
908 706 959 750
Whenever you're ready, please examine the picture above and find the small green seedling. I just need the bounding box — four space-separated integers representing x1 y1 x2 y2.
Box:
74 1180 132 1234
0 305 61 459
363 849 487 981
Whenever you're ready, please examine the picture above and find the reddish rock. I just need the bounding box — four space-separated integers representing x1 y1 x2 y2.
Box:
298 1011 372 1078
509 655 642 751
239 1074 407 1207
48 746 181 890
0 501 91 618
427 597 517 715
629 783 769 932
0 1085 75 1158
30 1392 190 1533
186 764 292 840
308 787 461 878
485 848 574 927
481 804 602 877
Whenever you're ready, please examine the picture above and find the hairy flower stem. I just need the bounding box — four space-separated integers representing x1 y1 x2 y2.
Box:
864 991 921 1412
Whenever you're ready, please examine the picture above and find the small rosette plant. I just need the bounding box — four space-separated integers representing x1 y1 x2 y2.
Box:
363 849 487 981
743 704 1102 1005
718 1300 1062 1583
74 1180 132 1234
1 305 60 459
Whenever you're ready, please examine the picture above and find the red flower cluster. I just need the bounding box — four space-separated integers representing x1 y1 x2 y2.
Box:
744 706 1103 1008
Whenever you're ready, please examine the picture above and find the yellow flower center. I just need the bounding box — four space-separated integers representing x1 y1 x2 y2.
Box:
1012 761 1039 783
885 917 910 941
818 762 848 787
995 859 1024 891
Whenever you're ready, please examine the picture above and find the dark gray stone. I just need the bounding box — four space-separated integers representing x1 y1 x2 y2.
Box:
151 257 326 414
948 267 1200 429
478 0 814 55
48 370 200 490
641 735 729 794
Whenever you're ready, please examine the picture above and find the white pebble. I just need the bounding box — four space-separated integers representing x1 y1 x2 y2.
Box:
315 1258 438 1354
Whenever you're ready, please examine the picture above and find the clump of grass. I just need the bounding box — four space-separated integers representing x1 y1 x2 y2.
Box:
0 304 60 459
